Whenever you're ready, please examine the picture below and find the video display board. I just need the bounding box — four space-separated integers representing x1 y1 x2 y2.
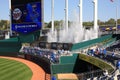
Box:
11 0 42 34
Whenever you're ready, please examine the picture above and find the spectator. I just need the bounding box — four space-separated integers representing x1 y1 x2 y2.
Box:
103 48 107 58
90 49 94 56
117 60 120 73
52 76 56 80
111 52 115 57
87 49 90 55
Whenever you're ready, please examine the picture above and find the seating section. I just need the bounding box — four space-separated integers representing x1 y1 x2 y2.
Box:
71 34 116 51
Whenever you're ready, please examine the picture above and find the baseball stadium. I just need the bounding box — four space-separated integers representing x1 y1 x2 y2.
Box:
0 0 120 80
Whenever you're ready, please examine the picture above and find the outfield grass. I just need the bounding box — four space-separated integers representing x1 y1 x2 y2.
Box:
0 58 32 80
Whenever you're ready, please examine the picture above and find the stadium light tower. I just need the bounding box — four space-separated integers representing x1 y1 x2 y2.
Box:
65 0 68 31
51 0 54 32
78 0 83 27
92 0 98 38
9 0 12 36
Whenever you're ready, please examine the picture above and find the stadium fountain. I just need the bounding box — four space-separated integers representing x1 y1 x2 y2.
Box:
47 0 98 43
47 11 98 43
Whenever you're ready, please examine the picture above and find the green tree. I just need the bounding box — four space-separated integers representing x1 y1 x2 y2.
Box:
117 19 120 25
83 21 93 27
0 20 9 30
98 20 105 26
106 18 115 26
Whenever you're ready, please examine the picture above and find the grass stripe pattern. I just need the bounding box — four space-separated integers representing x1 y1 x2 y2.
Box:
0 58 32 80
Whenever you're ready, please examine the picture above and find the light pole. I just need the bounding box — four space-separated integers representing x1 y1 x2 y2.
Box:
9 0 12 36
93 0 98 38
78 0 83 27
65 0 68 31
51 0 54 33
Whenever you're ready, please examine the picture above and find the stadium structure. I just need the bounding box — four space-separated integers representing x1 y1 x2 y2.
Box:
0 0 120 80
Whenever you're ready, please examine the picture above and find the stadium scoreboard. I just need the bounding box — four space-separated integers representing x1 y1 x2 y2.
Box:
11 0 43 34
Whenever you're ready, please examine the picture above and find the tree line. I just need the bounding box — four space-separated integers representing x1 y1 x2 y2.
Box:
0 18 120 30
44 18 120 29
0 20 9 30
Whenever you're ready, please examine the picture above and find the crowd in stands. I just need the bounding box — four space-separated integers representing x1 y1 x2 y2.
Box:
86 47 107 57
74 39 120 72
81 40 120 80
19 46 71 63
106 40 120 53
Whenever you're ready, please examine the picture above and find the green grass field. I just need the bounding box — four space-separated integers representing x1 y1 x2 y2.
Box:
0 58 32 80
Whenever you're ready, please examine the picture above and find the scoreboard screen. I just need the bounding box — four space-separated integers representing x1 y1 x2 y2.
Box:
11 0 43 34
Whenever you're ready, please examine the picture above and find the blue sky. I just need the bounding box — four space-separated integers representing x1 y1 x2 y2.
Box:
0 0 120 22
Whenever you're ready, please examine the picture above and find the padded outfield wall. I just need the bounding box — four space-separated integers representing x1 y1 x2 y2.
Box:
0 37 21 56
0 31 40 56
51 54 78 74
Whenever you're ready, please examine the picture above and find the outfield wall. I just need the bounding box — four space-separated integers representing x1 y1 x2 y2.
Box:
0 31 40 56
51 54 78 74
51 54 101 74
0 37 21 56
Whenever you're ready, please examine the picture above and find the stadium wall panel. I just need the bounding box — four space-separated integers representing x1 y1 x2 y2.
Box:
0 37 21 56
51 54 78 74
